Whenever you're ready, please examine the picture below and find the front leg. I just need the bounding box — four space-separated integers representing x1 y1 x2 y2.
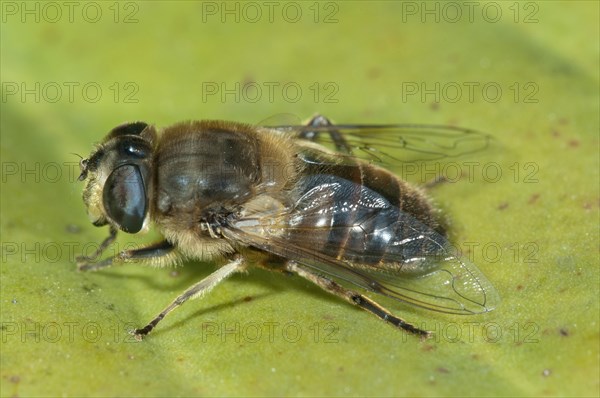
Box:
76 226 118 265
77 239 177 272
133 256 245 339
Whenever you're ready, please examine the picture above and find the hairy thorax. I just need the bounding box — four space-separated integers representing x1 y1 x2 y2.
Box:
149 120 299 261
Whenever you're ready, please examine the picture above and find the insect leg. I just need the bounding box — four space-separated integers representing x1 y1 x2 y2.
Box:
286 261 430 338
75 226 118 266
77 240 176 272
133 257 245 339
302 114 353 154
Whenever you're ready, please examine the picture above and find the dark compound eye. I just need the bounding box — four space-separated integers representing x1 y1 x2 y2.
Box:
103 164 147 233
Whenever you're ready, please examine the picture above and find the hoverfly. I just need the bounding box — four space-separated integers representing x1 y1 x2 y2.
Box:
76 115 500 339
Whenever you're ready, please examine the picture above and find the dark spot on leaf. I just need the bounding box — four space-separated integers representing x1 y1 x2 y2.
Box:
241 75 255 86
497 202 509 210
9 375 20 384
559 328 569 337
42 26 61 44
82 283 99 293
366 67 381 80
516 284 524 291
421 344 436 352
551 130 561 138
446 118 459 126
568 139 580 148
582 199 599 210
528 193 540 204
243 296 253 302
436 367 450 374
430 102 440 111
106 303 115 311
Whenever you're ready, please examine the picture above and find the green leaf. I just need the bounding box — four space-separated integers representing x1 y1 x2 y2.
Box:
1 1 598 396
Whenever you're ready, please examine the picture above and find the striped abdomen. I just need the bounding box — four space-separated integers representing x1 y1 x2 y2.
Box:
283 160 447 273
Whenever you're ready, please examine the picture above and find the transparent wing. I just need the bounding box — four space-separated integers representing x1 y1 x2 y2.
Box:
223 194 500 315
264 123 493 165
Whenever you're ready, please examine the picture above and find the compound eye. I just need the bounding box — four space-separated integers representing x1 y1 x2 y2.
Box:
103 165 147 233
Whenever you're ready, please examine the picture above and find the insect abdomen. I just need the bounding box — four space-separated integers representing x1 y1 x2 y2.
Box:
286 171 445 273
